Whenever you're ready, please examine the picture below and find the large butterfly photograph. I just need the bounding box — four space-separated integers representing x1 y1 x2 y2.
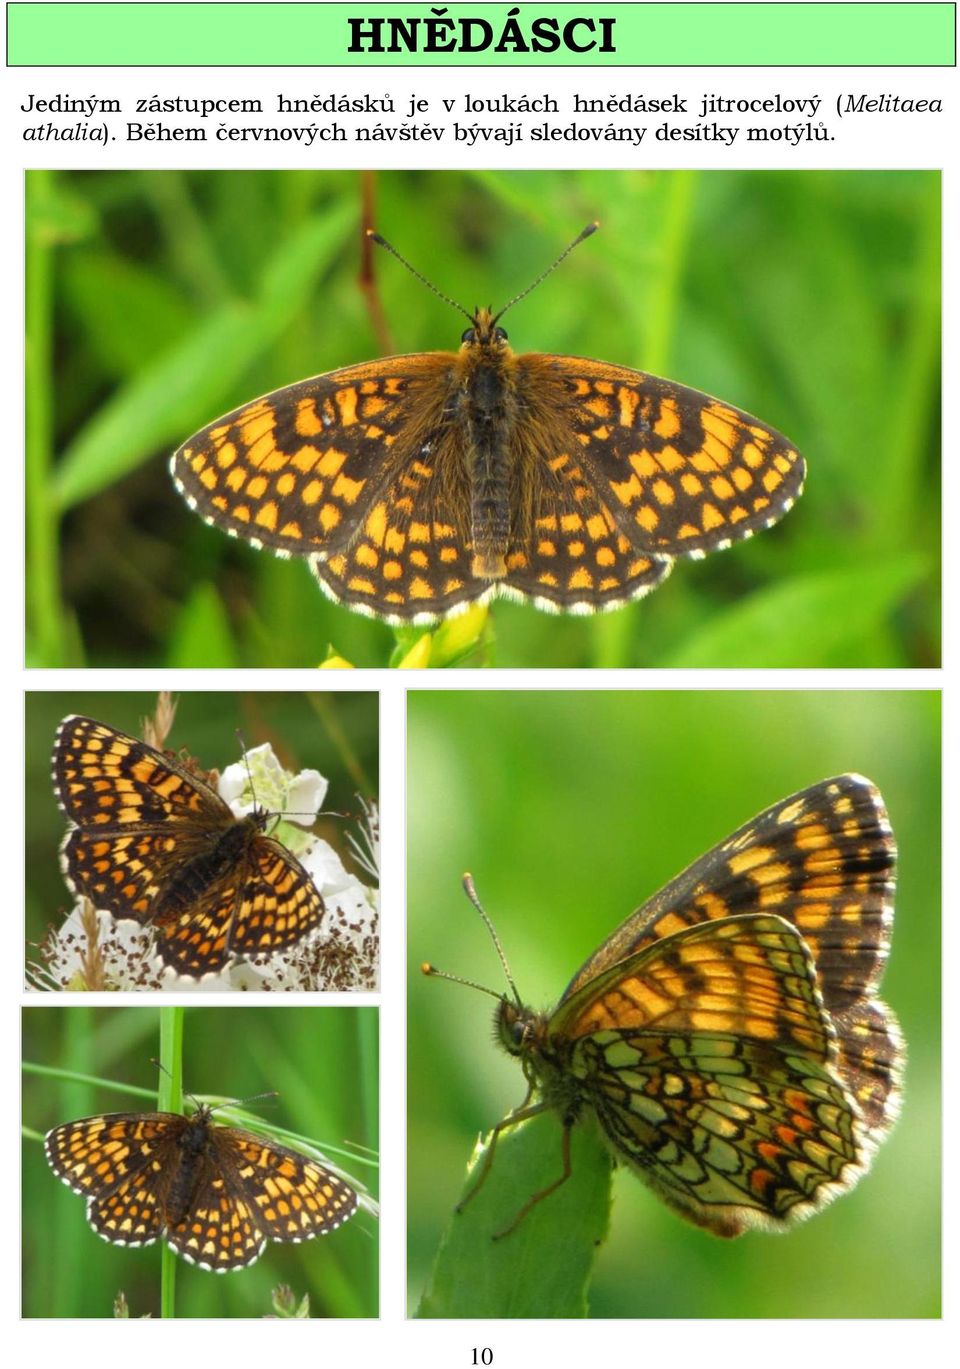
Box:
407 689 939 1319
27 169 939 668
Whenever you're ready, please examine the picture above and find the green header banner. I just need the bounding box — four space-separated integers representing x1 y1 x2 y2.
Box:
6 2 956 66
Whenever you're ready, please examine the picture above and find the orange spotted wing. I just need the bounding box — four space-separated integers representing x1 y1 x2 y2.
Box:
45 1104 358 1271
52 715 324 978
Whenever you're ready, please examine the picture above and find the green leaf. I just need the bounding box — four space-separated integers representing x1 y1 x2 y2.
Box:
54 202 355 511
61 251 194 379
165 584 237 667
54 301 254 510
25 172 98 246
418 1112 611 1319
661 555 931 667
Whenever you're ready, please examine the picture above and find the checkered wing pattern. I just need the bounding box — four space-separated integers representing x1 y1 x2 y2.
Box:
45 1112 182 1251
554 914 864 1235
560 775 901 1140
171 355 442 562
171 312 802 625
544 357 805 558
45 1108 359 1272
310 416 673 619
52 716 324 978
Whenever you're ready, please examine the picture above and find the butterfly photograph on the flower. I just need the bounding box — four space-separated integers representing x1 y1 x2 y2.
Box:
25 168 939 669
25 691 380 992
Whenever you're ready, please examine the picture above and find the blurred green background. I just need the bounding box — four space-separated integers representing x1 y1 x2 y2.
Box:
407 690 940 1316
23 1005 378 1317
27 169 939 668
24 690 378 967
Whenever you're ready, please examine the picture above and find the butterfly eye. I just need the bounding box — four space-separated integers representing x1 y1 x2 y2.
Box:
461 327 476 344
494 326 509 343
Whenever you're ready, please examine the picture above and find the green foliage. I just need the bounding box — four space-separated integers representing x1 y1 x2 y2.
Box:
407 690 941 1316
23 1006 379 1318
26 169 940 667
419 1113 611 1318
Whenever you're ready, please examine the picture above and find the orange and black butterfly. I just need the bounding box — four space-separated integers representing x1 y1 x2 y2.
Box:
172 225 804 624
52 715 324 978
425 775 902 1238
45 1101 358 1271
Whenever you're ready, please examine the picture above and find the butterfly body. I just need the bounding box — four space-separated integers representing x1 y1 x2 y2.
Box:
45 1104 359 1271
52 716 324 977
153 808 266 923
164 1106 217 1227
173 266 804 623
449 776 902 1238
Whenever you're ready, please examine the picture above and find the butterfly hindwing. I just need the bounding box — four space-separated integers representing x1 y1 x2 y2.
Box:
551 914 865 1235
152 831 326 978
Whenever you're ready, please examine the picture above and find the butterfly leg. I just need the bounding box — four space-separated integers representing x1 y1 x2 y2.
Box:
456 1093 547 1215
492 1117 574 1241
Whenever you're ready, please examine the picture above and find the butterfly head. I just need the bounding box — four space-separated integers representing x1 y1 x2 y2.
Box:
495 997 548 1059
461 309 509 349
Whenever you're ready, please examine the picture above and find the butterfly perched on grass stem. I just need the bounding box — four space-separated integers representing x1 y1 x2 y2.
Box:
423 775 902 1239
51 715 325 978
45 1096 358 1271
172 224 804 625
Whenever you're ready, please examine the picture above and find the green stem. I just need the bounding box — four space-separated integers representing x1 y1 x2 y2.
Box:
871 174 941 549
25 170 65 665
158 1008 184 1319
644 171 698 374
355 1009 379 1183
590 172 698 669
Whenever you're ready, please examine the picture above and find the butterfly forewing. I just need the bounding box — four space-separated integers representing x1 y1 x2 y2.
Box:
54 715 224 833
556 774 901 1141
172 354 455 561
45 1107 359 1272
549 357 805 558
51 716 325 977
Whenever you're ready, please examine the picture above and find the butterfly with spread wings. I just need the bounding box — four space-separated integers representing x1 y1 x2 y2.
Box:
172 226 804 625
45 1103 358 1271
52 715 325 978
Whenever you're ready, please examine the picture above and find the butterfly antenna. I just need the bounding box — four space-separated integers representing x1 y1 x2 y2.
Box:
421 962 505 1002
367 229 474 325
493 221 599 325
150 1058 202 1113
421 875 523 1004
461 872 523 1008
235 728 260 804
